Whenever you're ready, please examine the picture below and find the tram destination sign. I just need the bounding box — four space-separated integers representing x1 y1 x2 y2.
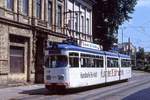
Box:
79 41 102 50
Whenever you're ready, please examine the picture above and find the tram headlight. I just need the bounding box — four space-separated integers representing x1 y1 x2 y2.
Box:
57 75 64 80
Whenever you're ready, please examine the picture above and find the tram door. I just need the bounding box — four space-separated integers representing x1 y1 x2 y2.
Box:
120 58 132 80
106 56 120 82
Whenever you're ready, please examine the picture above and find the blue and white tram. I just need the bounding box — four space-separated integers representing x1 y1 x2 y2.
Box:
119 54 132 80
44 43 131 89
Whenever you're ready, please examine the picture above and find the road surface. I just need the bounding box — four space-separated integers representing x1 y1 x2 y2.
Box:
0 70 150 100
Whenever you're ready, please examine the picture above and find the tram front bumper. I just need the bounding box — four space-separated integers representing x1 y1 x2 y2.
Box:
45 82 69 90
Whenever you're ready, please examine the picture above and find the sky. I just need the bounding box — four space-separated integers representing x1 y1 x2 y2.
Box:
118 0 150 52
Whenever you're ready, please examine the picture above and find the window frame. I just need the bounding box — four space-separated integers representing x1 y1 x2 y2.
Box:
69 52 79 68
121 59 131 67
81 53 104 68
22 0 29 15
57 4 62 28
7 0 14 11
36 0 42 19
81 16 84 33
107 57 119 68
75 13 78 32
10 46 25 74
86 18 90 34
45 55 68 68
48 0 52 26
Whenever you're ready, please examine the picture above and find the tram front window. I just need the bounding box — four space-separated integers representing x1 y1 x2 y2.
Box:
45 55 68 68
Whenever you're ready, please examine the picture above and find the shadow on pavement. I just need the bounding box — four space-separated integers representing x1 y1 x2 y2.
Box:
20 88 50 95
123 87 150 100
19 85 105 96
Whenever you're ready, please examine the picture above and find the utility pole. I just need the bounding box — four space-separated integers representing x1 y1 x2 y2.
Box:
122 28 123 47
120 27 124 54
128 37 131 55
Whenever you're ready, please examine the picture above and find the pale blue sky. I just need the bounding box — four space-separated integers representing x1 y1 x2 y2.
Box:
118 0 150 52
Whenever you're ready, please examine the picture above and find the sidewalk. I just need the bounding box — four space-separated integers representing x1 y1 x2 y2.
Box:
0 82 35 89
0 84 45 100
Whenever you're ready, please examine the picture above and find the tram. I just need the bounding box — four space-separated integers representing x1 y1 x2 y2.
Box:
44 41 131 90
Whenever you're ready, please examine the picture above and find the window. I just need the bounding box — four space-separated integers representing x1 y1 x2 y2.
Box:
36 0 42 19
48 0 52 26
93 58 103 67
45 55 68 68
22 0 28 15
81 54 103 68
69 53 79 68
81 57 90 67
67 10 72 29
121 59 131 67
75 13 78 32
57 5 62 28
81 16 84 33
87 18 90 34
7 0 14 11
107 57 119 67
10 46 24 73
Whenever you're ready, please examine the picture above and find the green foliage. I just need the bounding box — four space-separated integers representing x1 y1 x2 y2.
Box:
136 47 145 68
93 0 137 50
136 47 145 60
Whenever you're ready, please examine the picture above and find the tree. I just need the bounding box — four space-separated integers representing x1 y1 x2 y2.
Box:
136 47 145 60
136 47 145 68
93 0 137 50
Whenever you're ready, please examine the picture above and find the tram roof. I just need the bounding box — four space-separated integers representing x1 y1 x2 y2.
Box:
57 44 105 55
48 43 130 58
119 54 130 59
105 51 119 57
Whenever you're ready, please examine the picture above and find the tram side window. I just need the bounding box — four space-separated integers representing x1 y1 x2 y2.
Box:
69 53 79 68
81 54 103 68
93 58 103 67
121 59 131 67
81 54 94 67
81 58 87 67
107 57 119 67
81 57 94 67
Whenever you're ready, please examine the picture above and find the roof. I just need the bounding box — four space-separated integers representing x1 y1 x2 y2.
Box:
119 54 130 59
48 43 130 59
105 51 119 57
57 44 104 55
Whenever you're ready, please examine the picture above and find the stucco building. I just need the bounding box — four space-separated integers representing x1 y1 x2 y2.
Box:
0 0 95 85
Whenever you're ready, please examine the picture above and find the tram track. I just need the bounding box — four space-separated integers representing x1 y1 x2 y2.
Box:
24 75 150 100
95 79 150 100
8 72 150 100
75 77 150 100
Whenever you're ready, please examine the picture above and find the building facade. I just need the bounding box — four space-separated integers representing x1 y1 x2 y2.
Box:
118 42 137 67
64 0 94 42
0 0 95 85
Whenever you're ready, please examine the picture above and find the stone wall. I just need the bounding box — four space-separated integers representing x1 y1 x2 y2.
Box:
0 24 9 75
0 23 33 85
